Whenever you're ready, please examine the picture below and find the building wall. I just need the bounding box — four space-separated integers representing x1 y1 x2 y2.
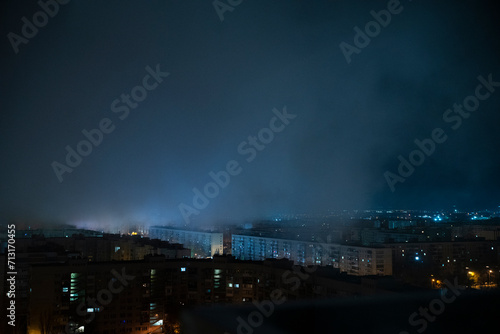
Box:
360 228 426 246
149 227 223 257
14 236 189 262
231 234 392 276
451 225 500 241
389 240 500 283
24 256 393 334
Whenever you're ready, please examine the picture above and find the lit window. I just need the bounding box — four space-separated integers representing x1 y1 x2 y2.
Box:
235 284 239 288
181 267 186 272
228 283 233 288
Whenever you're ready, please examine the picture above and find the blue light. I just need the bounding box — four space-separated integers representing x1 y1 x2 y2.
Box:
415 256 420 261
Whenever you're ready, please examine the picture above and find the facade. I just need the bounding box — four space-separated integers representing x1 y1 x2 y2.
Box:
26 258 166 334
14 234 190 262
451 225 500 241
231 234 392 276
7 255 401 334
149 227 223 257
17 228 104 238
360 228 427 246
390 240 500 273
388 220 416 229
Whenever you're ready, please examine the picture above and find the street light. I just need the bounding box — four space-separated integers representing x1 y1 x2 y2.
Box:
467 271 476 288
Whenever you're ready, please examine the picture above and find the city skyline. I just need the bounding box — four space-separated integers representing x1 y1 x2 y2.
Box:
3 1 500 333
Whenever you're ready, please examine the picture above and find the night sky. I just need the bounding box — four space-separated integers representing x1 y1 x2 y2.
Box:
1 0 500 229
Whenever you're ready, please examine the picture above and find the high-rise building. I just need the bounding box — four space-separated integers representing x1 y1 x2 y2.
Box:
149 227 223 257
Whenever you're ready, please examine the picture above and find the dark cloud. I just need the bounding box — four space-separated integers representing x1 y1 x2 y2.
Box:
1 0 499 230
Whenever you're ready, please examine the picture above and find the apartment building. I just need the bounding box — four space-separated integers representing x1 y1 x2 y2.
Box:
149 226 223 257
13 255 401 334
231 234 392 276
